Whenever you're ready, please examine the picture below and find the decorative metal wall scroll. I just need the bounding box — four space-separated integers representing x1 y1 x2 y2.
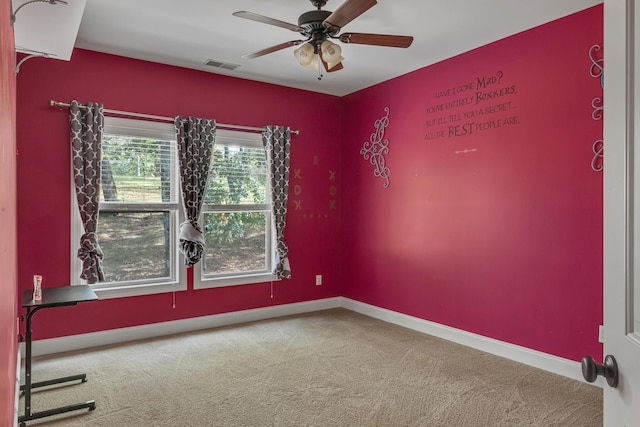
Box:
589 44 604 172
592 140 604 172
361 107 391 188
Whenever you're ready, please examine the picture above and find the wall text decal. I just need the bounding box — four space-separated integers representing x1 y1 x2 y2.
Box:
291 160 338 220
424 70 520 144
455 148 478 155
361 107 391 188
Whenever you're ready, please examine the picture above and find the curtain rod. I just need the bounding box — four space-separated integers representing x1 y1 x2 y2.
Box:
48 100 300 135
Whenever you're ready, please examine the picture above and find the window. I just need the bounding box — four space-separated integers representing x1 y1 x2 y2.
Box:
194 130 276 289
71 117 185 298
71 119 275 298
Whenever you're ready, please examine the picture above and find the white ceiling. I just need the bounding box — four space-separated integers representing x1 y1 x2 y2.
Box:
12 0 86 61
17 0 603 96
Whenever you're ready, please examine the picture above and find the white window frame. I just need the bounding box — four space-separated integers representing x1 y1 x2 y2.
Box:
193 130 277 290
71 120 277 297
70 117 186 299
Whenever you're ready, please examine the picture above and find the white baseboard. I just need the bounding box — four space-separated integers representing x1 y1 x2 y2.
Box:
19 296 599 387
20 297 342 357
340 298 602 387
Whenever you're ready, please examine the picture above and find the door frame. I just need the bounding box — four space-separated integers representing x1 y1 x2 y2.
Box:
603 0 640 424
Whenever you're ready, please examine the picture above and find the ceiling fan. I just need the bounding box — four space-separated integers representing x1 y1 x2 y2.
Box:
233 0 414 79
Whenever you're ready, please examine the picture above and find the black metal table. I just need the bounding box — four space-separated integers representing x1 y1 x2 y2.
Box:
19 285 98 426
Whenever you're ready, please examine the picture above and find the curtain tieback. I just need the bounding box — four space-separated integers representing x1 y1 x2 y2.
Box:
77 232 104 261
179 221 205 266
179 221 204 244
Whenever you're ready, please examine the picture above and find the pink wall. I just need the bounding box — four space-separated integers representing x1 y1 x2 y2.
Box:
341 5 603 362
0 0 18 422
16 49 342 340
14 6 603 365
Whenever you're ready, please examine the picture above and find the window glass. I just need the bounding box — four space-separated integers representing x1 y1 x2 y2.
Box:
101 135 174 203
98 211 172 282
195 132 276 288
202 211 268 276
206 144 267 205
71 117 184 298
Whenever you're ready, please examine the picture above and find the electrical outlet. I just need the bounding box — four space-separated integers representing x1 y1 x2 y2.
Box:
315 275 322 286
599 325 605 343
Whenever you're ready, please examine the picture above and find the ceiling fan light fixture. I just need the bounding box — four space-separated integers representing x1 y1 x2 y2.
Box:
326 56 344 70
320 40 342 63
301 53 320 71
293 42 315 66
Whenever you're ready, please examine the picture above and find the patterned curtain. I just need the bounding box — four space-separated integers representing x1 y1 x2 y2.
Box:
174 116 216 266
263 126 292 279
70 100 105 283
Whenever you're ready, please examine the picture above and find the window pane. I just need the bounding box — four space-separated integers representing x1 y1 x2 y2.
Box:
205 145 267 205
202 212 267 275
98 211 172 282
101 135 175 203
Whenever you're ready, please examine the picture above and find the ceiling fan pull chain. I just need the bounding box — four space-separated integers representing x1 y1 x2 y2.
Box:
317 54 323 80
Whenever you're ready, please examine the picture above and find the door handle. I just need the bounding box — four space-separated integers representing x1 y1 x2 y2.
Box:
581 355 619 388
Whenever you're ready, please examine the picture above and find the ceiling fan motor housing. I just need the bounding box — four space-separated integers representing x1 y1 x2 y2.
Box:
298 10 332 30
298 9 339 49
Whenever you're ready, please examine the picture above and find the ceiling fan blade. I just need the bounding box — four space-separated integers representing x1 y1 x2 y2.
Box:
323 0 377 29
233 11 303 32
241 41 304 59
326 61 344 73
339 33 414 48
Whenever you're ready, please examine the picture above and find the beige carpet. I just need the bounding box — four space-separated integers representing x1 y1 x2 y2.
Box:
19 309 602 426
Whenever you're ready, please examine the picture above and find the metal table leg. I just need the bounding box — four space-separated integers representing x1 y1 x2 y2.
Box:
19 306 96 426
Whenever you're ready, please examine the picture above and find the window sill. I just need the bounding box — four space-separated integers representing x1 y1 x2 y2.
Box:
194 272 277 290
87 280 186 300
